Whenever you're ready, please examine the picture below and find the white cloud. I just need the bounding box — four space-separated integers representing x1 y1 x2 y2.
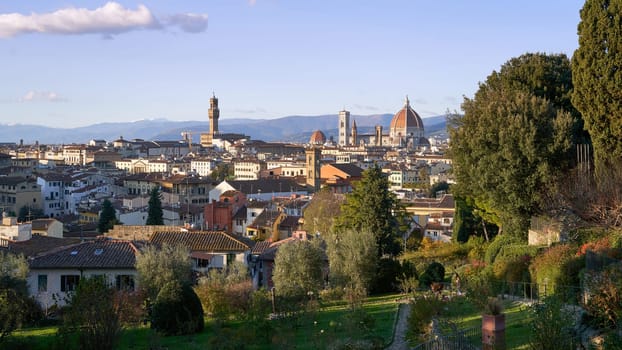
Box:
248 0 257 6
0 2 208 38
19 91 67 102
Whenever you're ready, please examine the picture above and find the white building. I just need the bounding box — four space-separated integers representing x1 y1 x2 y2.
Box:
190 158 216 177
28 240 138 307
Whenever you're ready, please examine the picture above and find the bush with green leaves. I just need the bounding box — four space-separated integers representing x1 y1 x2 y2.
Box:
151 281 204 336
529 296 576 350
369 258 403 294
529 243 582 300
484 234 523 264
136 243 192 302
0 252 41 343
194 262 253 321
59 277 122 350
418 261 445 288
406 296 445 342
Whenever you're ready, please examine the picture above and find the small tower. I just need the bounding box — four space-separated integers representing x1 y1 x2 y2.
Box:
209 93 220 138
375 125 383 146
338 109 350 147
351 119 358 146
202 93 221 147
305 147 321 191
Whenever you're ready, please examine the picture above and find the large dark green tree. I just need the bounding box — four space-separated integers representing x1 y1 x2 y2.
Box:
572 0 622 176
146 187 164 226
449 53 579 237
334 165 406 257
97 199 117 233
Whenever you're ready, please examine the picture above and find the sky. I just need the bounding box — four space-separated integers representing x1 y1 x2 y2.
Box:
0 1 585 128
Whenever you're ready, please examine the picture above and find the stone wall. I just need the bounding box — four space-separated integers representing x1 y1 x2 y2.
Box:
105 225 184 241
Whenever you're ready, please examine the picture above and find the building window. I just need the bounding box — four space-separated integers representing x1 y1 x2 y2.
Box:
38 274 47 292
115 275 135 291
60 275 80 292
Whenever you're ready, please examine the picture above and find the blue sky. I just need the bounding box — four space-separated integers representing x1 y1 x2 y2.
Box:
1 1 584 128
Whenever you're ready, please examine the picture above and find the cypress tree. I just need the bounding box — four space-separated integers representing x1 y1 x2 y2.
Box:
146 187 164 226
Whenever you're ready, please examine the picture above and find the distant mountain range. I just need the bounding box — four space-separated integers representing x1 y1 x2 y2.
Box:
0 114 448 145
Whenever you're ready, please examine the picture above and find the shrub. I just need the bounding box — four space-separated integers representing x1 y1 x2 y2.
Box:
59 277 121 350
530 243 582 299
320 287 345 302
369 258 402 294
418 261 445 288
484 234 522 264
529 296 576 350
406 296 444 342
583 265 622 329
493 254 531 283
151 281 204 336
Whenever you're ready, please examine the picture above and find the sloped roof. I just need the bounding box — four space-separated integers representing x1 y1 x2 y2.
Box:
226 179 307 194
8 235 81 258
29 239 137 269
150 231 254 252
31 218 61 231
251 240 271 255
326 163 364 178
409 194 455 210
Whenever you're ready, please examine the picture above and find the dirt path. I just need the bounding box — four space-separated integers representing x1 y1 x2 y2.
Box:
386 303 411 350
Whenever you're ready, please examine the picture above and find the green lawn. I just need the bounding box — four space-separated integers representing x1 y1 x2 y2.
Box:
11 294 400 350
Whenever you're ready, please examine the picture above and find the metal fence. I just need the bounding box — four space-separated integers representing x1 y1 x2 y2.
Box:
496 281 584 305
412 327 481 350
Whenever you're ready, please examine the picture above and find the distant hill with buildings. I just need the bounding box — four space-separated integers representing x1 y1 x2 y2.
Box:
0 114 447 145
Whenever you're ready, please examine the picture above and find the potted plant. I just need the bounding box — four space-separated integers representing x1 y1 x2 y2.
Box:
465 277 506 350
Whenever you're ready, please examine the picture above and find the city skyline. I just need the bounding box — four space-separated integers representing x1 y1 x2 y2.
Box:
1 0 584 128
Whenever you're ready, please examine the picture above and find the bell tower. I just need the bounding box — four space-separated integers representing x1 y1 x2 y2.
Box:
209 93 220 137
338 109 350 147
305 147 321 191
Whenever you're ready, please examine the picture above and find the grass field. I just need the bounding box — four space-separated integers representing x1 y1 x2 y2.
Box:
10 294 400 350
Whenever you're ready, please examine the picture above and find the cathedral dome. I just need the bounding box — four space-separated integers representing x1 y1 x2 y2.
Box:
390 96 424 130
309 130 326 144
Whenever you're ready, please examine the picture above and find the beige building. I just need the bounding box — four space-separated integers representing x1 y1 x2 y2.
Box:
31 218 64 238
234 159 267 180
0 177 42 216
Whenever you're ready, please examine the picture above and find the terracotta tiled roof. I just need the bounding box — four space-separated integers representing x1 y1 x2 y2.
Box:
327 163 364 178
309 130 326 144
8 235 81 258
390 98 424 130
251 240 271 255
150 231 254 252
29 239 137 269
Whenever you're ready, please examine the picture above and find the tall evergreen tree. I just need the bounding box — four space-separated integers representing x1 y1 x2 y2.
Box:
334 165 406 257
449 53 577 237
146 187 164 226
97 199 117 233
572 0 622 176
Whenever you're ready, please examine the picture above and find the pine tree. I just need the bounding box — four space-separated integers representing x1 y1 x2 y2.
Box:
146 187 164 226
98 199 117 233
334 165 405 257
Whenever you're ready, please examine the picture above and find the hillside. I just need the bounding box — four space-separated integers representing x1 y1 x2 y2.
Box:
0 114 447 145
